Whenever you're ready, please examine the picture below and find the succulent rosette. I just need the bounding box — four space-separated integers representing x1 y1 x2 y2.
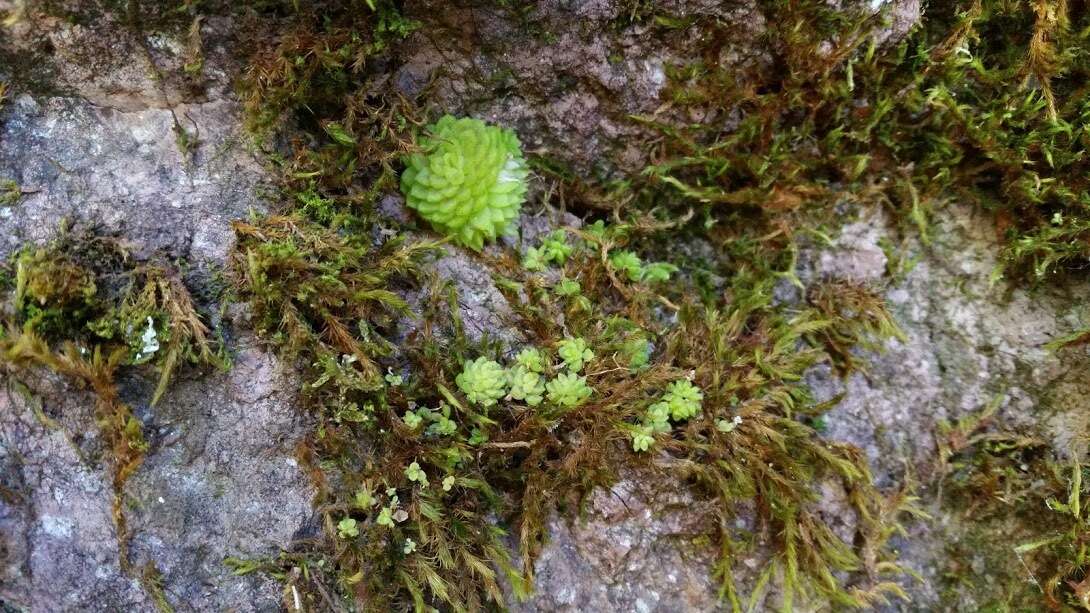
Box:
400 115 529 250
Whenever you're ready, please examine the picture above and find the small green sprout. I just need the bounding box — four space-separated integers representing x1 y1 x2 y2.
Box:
716 415 743 433
355 486 376 509
585 219 608 239
426 411 457 437
385 368 404 386
608 250 677 283
522 246 547 271
406 461 429 486
545 372 593 408
554 278 581 297
403 538 417 554
456 357 508 407
442 475 456 491
400 115 528 250
507 366 545 406
468 428 488 445
523 230 573 271
539 230 573 264
609 250 644 281
515 347 546 373
663 379 704 421
376 506 395 528
640 262 678 283
337 517 359 539
645 402 671 433
631 425 655 453
557 337 594 372
403 410 423 429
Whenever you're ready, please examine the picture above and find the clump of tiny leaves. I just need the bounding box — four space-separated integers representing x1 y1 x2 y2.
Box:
401 115 529 250
632 377 705 452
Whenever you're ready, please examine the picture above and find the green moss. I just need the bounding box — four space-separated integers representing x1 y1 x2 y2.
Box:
935 400 1090 609
641 0 1090 283
0 229 224 587
228 192 918 610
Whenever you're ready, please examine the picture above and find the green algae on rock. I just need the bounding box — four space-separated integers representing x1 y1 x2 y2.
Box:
400 115 529 250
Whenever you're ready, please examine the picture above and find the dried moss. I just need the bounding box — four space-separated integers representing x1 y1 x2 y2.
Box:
935 400 1090 609
0 229 224 572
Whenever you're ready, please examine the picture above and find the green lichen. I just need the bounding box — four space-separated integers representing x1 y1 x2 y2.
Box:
401 115 529 250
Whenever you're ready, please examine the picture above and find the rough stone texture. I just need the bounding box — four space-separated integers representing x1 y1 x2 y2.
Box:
512 477 722 613
0 8 314 612
394 0 768 177
2 0 1088 611
124 336 313 612
0 8 261 264
807 203 1090 477
0 376 151 612
0 336 312 612
803 203 1090 609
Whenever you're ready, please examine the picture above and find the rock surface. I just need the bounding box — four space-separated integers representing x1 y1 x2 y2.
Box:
1 1 1088 611
0 7 314 611
805 202 1090 609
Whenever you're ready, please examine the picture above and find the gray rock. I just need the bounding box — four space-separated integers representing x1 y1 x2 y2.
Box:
0 338 311 612
395 0 765 177
512 477 722 613
125 338 313 612
0 376 151 612
804 203 1090 608
0 10 314 612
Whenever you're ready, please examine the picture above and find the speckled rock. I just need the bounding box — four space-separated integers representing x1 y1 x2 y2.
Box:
0 8 314 612
512 477 722 613
803 202 1090 608
394 0 767 177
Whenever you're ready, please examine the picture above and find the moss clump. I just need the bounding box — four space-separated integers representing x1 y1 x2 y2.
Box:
229 191 918 610
0 229 223 576
227 1 936 610
935 401 1090 609
401 115 529 250
640 0 1090 283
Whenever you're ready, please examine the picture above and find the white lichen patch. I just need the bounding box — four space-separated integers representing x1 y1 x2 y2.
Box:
136 316 160 362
